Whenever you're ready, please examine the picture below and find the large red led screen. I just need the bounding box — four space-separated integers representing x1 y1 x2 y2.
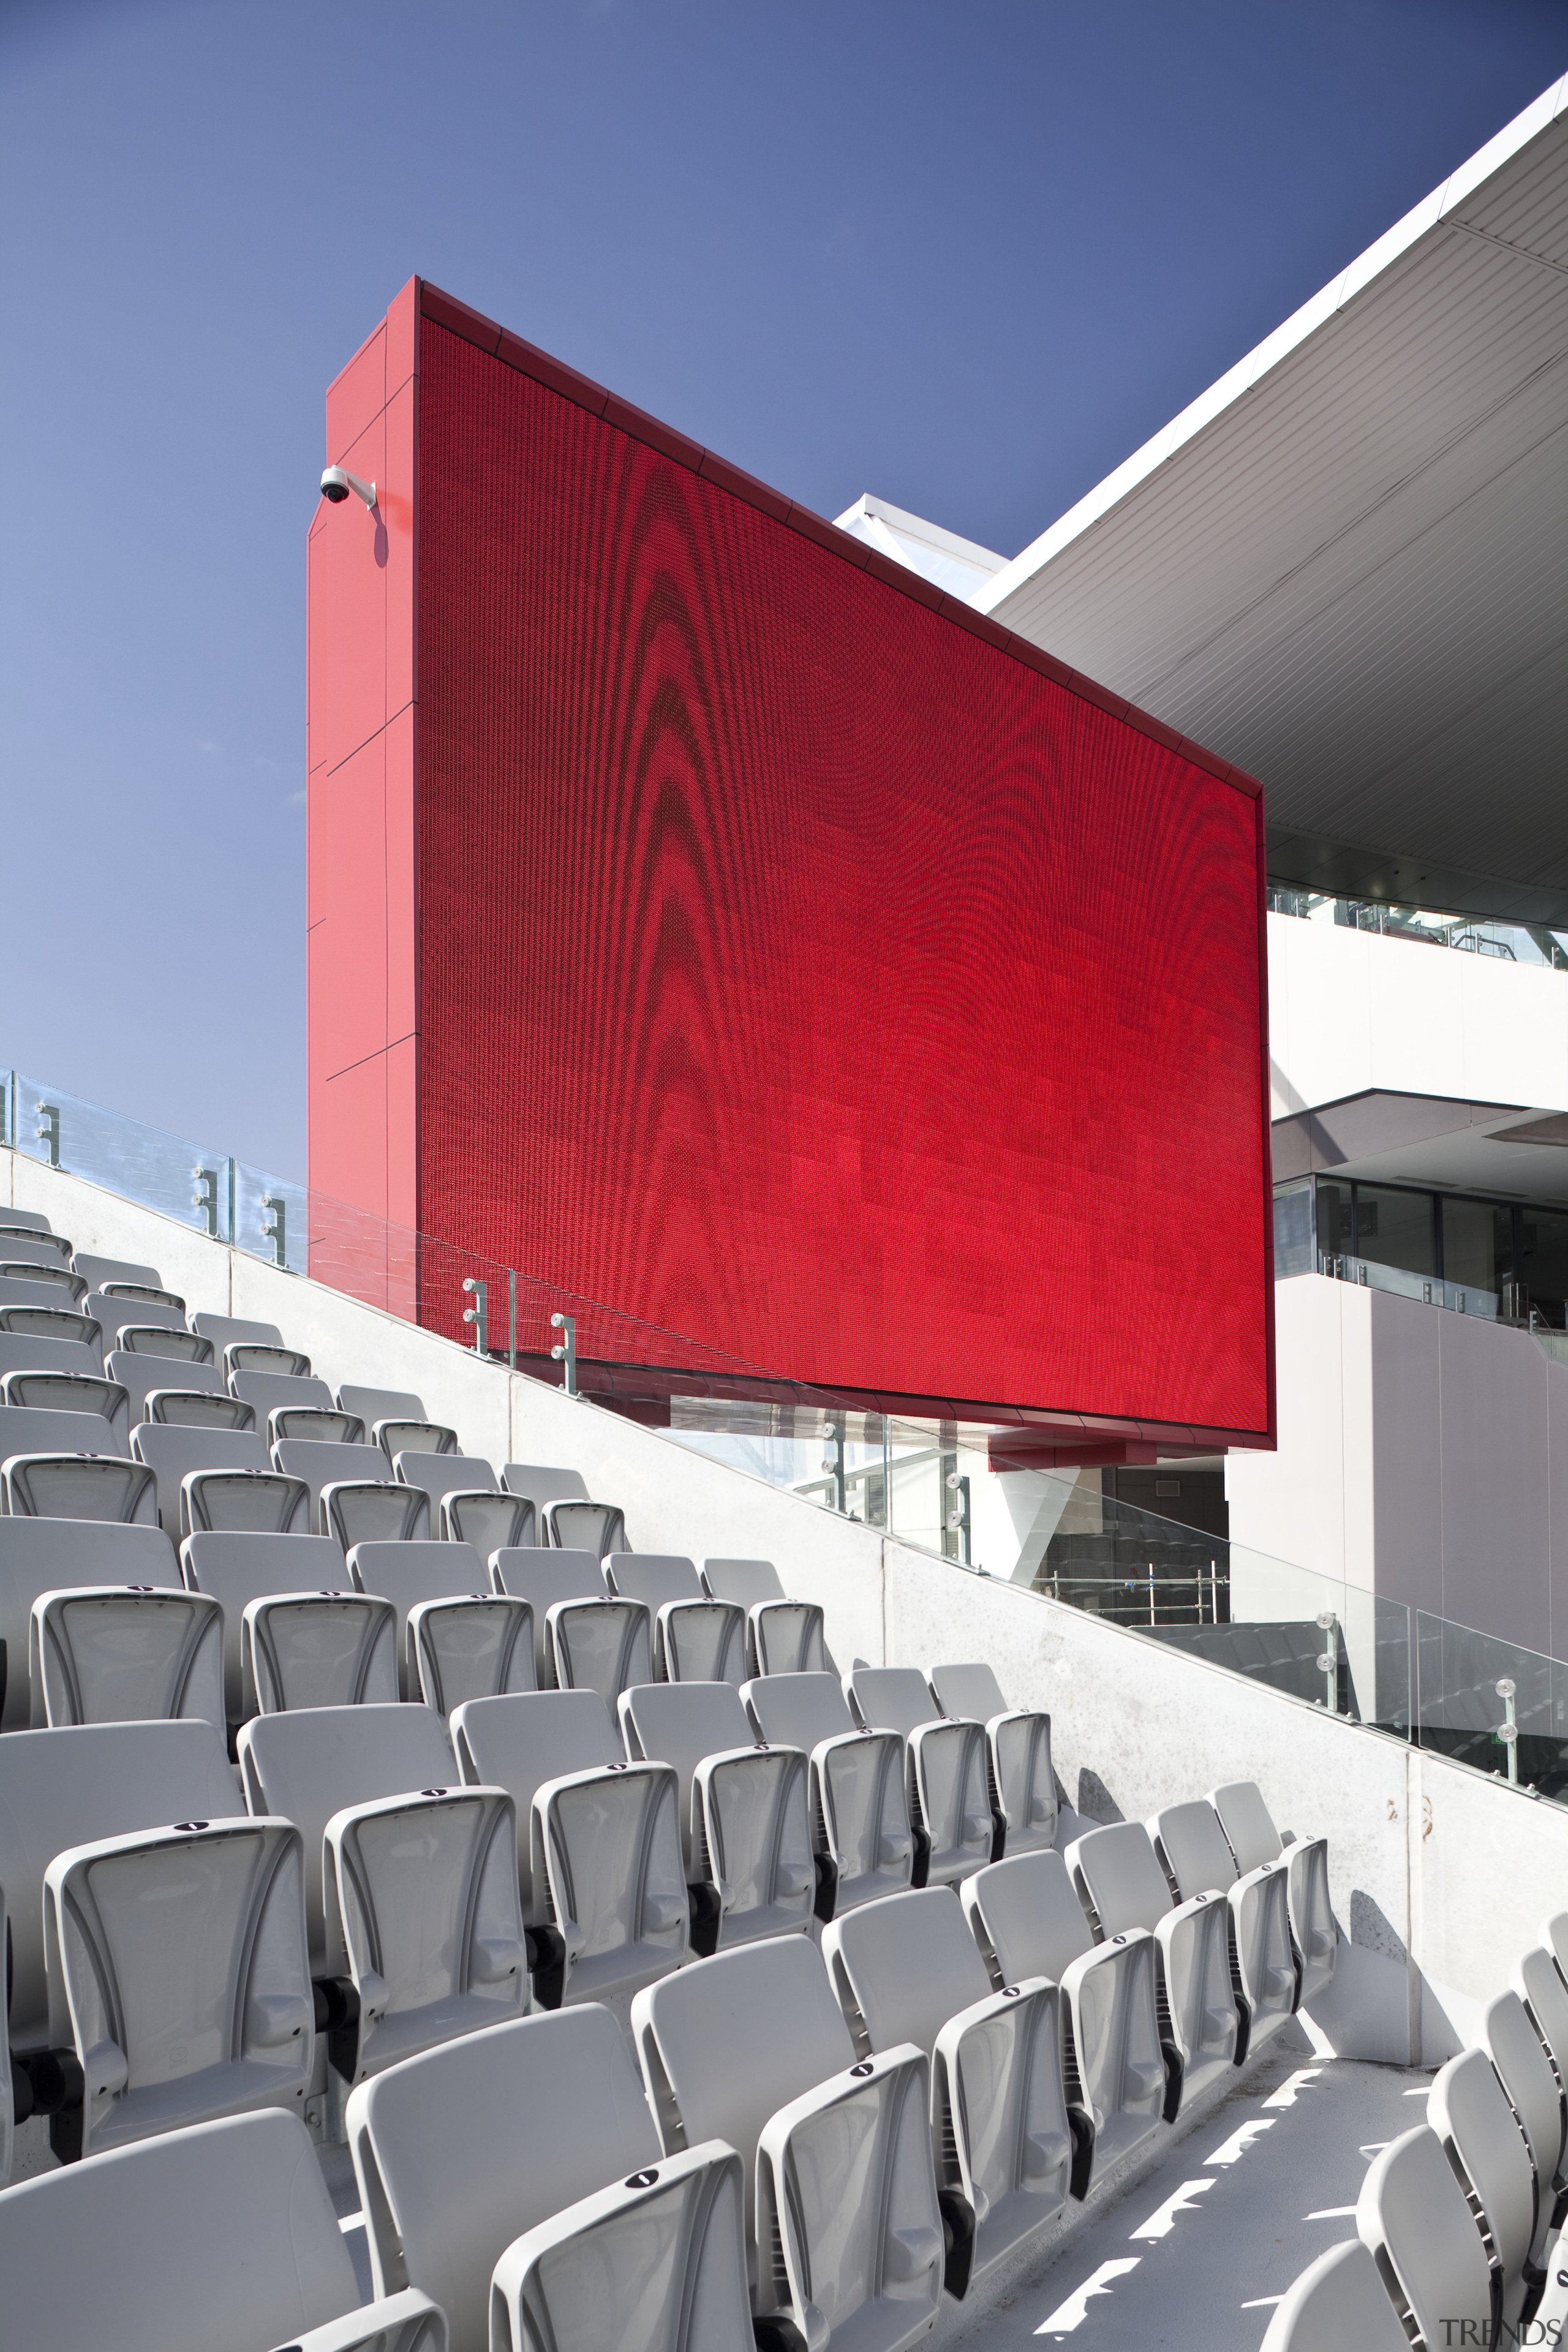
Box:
308 282 1273 1441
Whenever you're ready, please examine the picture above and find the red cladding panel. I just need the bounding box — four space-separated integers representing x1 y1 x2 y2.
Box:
409 322 1272 1432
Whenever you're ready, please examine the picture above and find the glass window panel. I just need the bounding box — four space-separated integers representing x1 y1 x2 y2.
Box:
1353 1184 1434 1278
1272 1183 1314 1277
1442 1198 1506 1294
1315 1180 1351 1262
1518 1209 1568 1329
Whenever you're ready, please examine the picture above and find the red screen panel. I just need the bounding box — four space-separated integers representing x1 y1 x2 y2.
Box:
399 315 1270 1435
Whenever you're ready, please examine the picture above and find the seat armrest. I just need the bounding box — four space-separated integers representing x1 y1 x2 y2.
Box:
275 2285 447 2351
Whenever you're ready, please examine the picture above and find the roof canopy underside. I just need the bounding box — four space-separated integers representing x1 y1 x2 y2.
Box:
978 78 1568 924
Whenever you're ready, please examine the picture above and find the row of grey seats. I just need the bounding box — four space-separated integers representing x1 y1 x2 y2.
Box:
0 1753 1335 2352
1265 1931 1568 2349
0 1518 831 1737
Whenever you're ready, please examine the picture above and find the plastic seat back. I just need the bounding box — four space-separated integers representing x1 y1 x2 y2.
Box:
231 1369 334 1425
532 1757 688 2019
622 1679 813 1947
409 1596 535 1717
1516 1943 1568 2091
1153 1799 1239 1898
45 1815 313 2160
1 1369 129 1448
1430 2046 1536 2296
744 1670 913 1916
270 1406 366 1446
635 1936 943 2346
543 1498 627 1556
183 1528 350 1724
341 1382 425 1425
274 1437 385 1517
502 1462 589 1517
349 1536 486 1694
182 1466 311 1539
1485 1986 1566 2193
0 2108 445 2352
1068 1822 1172 1936
0 1301 103 1354
704 1557 827 1677
0 1718 244 2052
99 1303 197 1347
1069 1822 1235 2116
325 1786 526 2084
31 1585 225 1728
190 1311 285 1352
4 1450 158 1525
608 1553 745 1683
131 1422 273 1528
491 1548 624 1683
440 1489 533 1552
1357 2124 1493 2345
848 1664 940 1736
239 1703 458 1971
348 2007 663 2352
744 1667 854 1748
928 1661 1008 1720
145 1388 251 1429
824 1885 1072 2289
243 1589 399 1715
0 1517 179 1730
1155 1799 1295 2059
0 1270 88 1313
931 1665 1056 1858
396 1450 498 1521
1210 1777 1284 1870
452 1689 620 1915
546 1594 652 1705
702 1556 784 1607
375 1417 458 1460
962 1850 1093 1986
323 1477 428 1550
1259 2239 1411 2352
0 1330 104 1382
72 1251 162 1291
0 1207 51 1232
0 1396 127 1463
0 1229 71 1266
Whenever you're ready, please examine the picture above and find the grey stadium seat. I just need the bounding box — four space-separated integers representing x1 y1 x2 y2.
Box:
1429 2045 1540 2333
145 1389 253 1429
71 1251 163 1291
190 1310 284 1352
1 1367 129 1448
85 1292 188 1344
230 1368 334 1427
130 1421 273 1528
183 1528 357 1727
322 1476 429 1551
542 1497 627 1555
108 1347 224 1418
270 1405 364 1444
0 1267 88 1312
962 1847 1165 2190
928 1659 1057 1857
0 1230 73 1268
375 1417 458 1460
1259 2239 1411 2352
744 1668 915 1917
0 1206 51 1232
1483 1987 1568 2245
340 1381 426 1425
395 1449 499 1526
1357 2125 1496 2349
242 1587 398 1715
606 1553 745 1683
1212 1777 1337 2002
489 1544 650 1702
31 1583 225 1728
182 1466 311 1539
44 1813 314 2160
3 1450 159 1526
502 1461 589 1519
348 2008 745 2352
633 1934 943 2351
848 1663 995 1888
822 1885 1072 2293
0 1323 105 1380
0 1397 126 1468
239 1702 457 1973
1152 1796 1297 2062
1067 1821 1238 2117
274 1436 387 1518
113 1319 212 1359
349 1537 533 1712
0 1515 181 1730
453 1687 622 1921
620 1678 815 1951
0 2109 445 2352
440 1488 533 1550
1514 1942 1568 2115
0 1719 244 2067
488 1547 604 1680
703 1555 832 1676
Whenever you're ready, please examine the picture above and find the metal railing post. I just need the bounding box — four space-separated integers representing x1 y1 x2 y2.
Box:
261 1196 287 1269
462 1277 489 1356
821 1423 846 1514
1316 1611 1339 1714
946 1469 970 1565
550 1311 577 1396
36 1102 60 1170
508 1270 518 1370
193 1166 221 1240
1496 1677 1519 1784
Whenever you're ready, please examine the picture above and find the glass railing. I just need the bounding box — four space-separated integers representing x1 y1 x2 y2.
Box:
1266 888 1568 970
1 1061 1559 1794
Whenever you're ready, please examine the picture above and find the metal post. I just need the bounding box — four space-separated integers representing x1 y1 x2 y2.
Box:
550 1311 577 1396
227 1159 236 1249
508 1270 518 1371
462 1277 489 1356
261 1196 288 1270
881 1416 891 1534
946 1469 971 1566
1148 1564 1156 1626
821 1424 846 1515
193 1167 221 1239
1316 1611 1339 1714
35 1102 60 1170
1496 1677 1519 1784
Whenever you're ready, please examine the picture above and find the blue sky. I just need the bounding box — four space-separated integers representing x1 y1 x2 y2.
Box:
1 0 1563 1182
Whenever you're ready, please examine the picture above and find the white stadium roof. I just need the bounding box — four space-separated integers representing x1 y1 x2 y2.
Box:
854 74 1568 924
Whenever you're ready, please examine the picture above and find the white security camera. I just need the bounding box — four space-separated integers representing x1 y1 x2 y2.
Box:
320 465 377 511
